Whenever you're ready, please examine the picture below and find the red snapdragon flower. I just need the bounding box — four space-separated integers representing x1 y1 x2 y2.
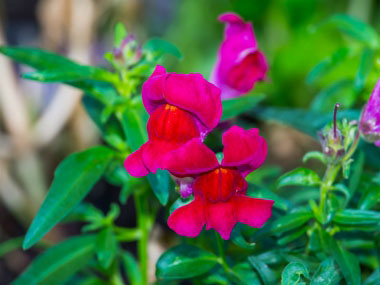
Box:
124 65 222 177
211 13 268 99
166 126 274 240
359 79 380 147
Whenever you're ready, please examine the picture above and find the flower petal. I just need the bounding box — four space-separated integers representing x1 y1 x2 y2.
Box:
141 140 180 174
193 168 247 202
222 126 267 176
234 196 274 228
211 12 268 98
124 147 149 177
147 104 200 142
205 201 237 240
168 197 205 238
163 139 219 177
142 66 222 132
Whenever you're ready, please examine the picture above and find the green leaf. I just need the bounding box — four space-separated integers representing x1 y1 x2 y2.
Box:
0 237 24 257
114 22 127 47
96 227 118 269
248 256 277 285
281 262 309 285
251 107 360 139
302 151 327 164
23 146 115 249
306 47 350 85
23 67 117 84
364 268 380 285
82 95 126 150
328 237 361 285
333 209 380 226
146 170 170 206
231 224 256 250
322 14 379 49
310 80 354 112
278 226 308 246
348 152 364 196
13 235 96 285
271 210 313 235
144 38 182 59
221 94 265 120
277 168 321 188
120 107 148 151
247 185 289 211
156 244 219 280
120 100 170 205
233 262 261 285
311 258 341 285
0 46 80 70
359 185 380 210
355 48 375 91
121 252 142 285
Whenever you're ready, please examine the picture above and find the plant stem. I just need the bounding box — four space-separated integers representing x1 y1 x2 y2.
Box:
215 233 241 281
134 190 150 285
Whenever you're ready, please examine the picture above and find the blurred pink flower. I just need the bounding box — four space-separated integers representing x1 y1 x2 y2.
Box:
359 79 380 147
211 13 268 99
167 126 273 240
124 65 222 177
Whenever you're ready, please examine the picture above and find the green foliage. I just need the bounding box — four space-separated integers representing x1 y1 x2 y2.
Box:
23 147 115 250
221 94 265 120
13 235 96 285
281 262 309 285
277 168 321 187
156 244 219 280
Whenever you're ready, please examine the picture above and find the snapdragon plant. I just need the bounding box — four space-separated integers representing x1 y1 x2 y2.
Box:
0 12 379 285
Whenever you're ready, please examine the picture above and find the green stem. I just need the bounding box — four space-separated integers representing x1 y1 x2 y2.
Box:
215 233 241 281
134 191 150 285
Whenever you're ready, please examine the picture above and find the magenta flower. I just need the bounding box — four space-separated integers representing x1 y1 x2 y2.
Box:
166 126 273 240
124 65 222 177
359 79 380 147
211 13 268 99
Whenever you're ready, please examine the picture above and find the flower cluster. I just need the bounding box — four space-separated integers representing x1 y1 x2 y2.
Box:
125 13 273 240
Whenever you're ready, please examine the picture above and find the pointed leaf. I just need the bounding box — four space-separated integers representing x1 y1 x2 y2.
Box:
121 252 142 285
13 235 96 285
248 256 276 285
23 146 115 249
329 237 361 285
156 244 219 280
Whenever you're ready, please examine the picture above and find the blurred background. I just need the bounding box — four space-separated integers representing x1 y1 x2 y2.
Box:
0 0 379 282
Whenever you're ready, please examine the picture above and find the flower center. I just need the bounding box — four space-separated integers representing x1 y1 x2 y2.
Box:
147 104 200 142
193 167 247 203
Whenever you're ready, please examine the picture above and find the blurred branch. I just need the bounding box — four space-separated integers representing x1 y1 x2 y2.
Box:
0 24 31 152
33 0 96 147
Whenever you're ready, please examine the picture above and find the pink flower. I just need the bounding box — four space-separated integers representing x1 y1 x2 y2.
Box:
124 65 222 177
166 126 274 240
359 79 380 147
211 13 268 99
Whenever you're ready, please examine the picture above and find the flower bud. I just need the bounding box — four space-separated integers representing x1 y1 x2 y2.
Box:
318 104 345 160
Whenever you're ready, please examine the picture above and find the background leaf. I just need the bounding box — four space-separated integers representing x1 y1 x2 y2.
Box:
277 168 321 188
96 227 118 269
221 94 265 120
248 256 277 285
329 237 361 285
281 262 309 285
311 258 341 285
23 146 115 249
13 235 96 285
156 244 219 280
